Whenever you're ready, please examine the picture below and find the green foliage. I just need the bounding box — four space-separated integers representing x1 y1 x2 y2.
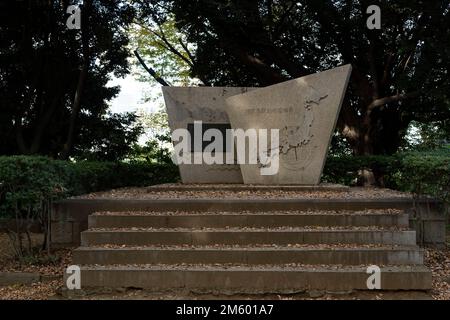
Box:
20 252 61 266
402 120 450 151
0 155 179 258
323 154 400 187
70 160 179 194
323 149 450 202
71 112 144 161
2 151 447 222
130 16 196 86
0 156 71 259
0 156 70 219
129 136 172 164
137 107 170 137
137 0 450 155
0 1 136 157
0 156 179 220
396 149 450 201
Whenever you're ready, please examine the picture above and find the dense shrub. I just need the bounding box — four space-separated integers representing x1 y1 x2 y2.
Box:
2 152 449 220
395 149 450 201
1 152 448 244
323 149 450 201
68 161 179 195
0 157 179 214
0 156 179 257
0 156 179 220
3 150 446 259
0 156 70 219
0 156 178 260
323 155 401 187
0 156 71 256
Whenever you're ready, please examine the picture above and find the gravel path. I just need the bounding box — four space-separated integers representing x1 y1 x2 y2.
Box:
93 209 404 216
89 243 401 250
81 263 400 271
74 186 412 200
89 226 408 232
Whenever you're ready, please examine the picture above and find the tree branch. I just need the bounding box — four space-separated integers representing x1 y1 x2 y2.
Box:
228 45 287 84
178 37 195 63
151 24 194 67
134 49 170 86
367 91 420 111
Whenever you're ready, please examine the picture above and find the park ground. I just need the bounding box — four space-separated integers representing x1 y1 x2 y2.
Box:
0 232 449 300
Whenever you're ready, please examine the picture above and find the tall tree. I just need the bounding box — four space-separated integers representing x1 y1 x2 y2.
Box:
0 0 136 158
136 0 450 155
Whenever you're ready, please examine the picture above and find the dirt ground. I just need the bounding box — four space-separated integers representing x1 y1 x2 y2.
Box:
0 232 448 300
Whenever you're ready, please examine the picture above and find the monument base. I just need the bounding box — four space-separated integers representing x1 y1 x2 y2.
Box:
63 186 440 293
146 183 349 192
50 186 445 249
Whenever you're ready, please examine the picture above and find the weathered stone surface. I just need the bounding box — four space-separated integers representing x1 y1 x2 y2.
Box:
50 196 446 248
81 229 417 246
78 266 432 291
88 212 410 229
73 246 424 266
68 185 436 293
162 86 255 183
225 64 352 185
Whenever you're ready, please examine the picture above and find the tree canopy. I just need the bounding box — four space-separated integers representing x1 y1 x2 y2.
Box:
1 0 449 159
0 0 138 160
134 0 450 155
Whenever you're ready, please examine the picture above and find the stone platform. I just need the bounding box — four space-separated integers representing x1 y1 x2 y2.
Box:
51 184 446 248
48 184 448 294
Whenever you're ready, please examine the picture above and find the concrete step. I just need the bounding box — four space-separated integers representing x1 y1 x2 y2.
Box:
73 245 424 266
80 229 417 246
146 183 350 192
77 265 432 292
55 199 420 219
89 212 409 229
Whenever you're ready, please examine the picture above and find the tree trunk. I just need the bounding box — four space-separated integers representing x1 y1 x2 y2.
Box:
59 63 88 159
59 0 91 159
339 100 409 187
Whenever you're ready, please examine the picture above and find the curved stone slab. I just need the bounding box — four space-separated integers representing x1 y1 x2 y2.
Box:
225 65 352 185
162 86 255 183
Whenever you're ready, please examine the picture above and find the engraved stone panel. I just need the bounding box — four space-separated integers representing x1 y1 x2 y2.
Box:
162 86 255 183
225 65 352 185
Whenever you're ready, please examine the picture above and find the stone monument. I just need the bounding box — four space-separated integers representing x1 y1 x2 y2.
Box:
162 86 255 183
226 64 352 184
163 64 352 185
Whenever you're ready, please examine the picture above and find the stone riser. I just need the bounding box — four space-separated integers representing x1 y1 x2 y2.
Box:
73 247 424 266
89 213 409 229
81 230 417 246
55 199 419 217
147 184 350 192
77 266 432 291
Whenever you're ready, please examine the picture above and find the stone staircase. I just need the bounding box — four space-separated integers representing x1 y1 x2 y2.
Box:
73 204 432 294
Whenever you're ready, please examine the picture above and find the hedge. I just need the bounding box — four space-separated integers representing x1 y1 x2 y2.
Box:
322 149 450 201
1 150 449 220
395 150 450 200
0 156 179 219
322 155 400 187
